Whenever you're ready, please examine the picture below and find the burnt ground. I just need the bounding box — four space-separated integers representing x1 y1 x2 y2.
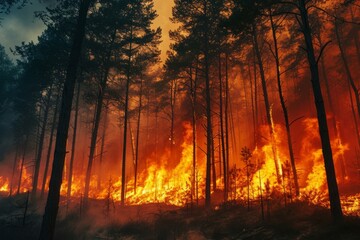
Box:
0 193 360 240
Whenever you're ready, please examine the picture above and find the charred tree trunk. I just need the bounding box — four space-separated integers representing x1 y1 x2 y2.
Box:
252 24 282 181
298 0 342 222
170 79 177 160
84 29 115 205
18 134 29 194
248 61 257 148
32 86 53 200
98 100 109 190
10 145 19 196
134 80 143 194
39 1 92 239
211 126 217 191
253 48 259 145
219 53 227 201
204 2 212 208
225 52 230 197
41 92 61 199
269 10 299 196
84 68 109 205
121 24 133 206
67 81 81 203
190 65 198 204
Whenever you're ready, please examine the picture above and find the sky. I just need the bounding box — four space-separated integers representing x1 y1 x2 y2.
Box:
0 0 175 63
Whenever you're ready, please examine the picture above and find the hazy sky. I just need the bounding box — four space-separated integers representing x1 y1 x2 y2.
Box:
0 0 174 63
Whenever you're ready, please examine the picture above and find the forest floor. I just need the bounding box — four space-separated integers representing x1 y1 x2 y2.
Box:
0 193 360 240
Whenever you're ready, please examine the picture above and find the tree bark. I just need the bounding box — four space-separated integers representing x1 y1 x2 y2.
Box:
39 1 92 239
298 0 342 222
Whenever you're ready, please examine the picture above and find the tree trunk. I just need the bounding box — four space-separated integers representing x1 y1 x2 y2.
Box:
298 0 342 222
10 145 19 196
134 80 143 194
67 81 81 204
211 126 217 191
252 23 282 181
98 100 109 190
39 1 92 239
18 134 29 194
170 78 177 159
204 1 212 208
32 85 53 200
248 61 257 148
84 68 109 205
225 52 230 197
121 24 133 206
219 53 227 201
269 9 299 196
190 64 198 204
41 91 61 199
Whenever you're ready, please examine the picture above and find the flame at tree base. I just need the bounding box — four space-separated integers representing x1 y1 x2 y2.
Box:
0 119 359 217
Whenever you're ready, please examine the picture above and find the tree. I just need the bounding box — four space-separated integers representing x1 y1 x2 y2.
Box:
118 0 160 205
39 0 92 238
172 0 227 208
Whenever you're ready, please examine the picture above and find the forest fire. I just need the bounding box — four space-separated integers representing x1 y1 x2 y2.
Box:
1 0 360 239
1 119 359 218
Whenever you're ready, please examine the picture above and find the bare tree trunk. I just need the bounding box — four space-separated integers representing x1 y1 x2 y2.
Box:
134 80 143 194
18 134 29 194
67 81 81 204
10 145 19 196
225 52 230 196
121 24 133 206
190 64 198 205
298 0 342 222
32 86 53 200
170 78 177 160
39 1 92 238
248 61 257 148
204 2 212 208
41 91 61 199
253 48 259 145
98 100 109 190
211 126 217 191
219 53 227 201
269 10 299 196
84 69 109 205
